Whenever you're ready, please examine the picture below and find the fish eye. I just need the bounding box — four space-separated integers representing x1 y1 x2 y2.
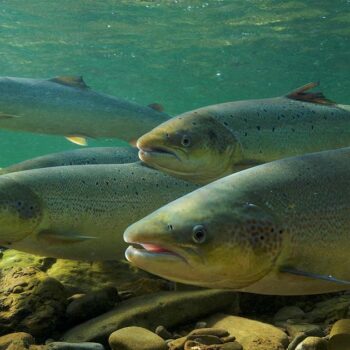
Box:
181 135 191 147
192 225 206 244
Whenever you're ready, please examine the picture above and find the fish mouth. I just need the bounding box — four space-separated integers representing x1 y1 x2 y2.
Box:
137 143 181 162
124 231 188 265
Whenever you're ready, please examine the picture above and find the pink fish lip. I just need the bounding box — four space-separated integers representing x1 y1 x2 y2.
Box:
126 239 188 263
130 242 179 256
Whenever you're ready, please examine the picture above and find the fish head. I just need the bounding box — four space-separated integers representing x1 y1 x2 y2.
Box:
137 112 241 184
124 186 283 290
0 176 42 245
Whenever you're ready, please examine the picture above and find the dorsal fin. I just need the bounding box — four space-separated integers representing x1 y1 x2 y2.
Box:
49 76 89 89
286 82 335 105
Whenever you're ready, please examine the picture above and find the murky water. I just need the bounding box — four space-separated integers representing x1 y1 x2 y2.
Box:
0 0 349 165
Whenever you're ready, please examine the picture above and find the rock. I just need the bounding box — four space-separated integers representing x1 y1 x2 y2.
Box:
274 306 305 323
66 287 120 324
167 336 187 350
286 323 324 338
305 295 350 323
61 290 238 343
0 267 66 338
29 346 46 350
195 322 208 329
222 342 243 350
188 328 229 338
184 340 242 350
0 250 55 272
155 326 172 340
295 337 328 350
206 314 289 350
0 333 34 350
47 259 166 295
288 332 309 350
184 340 202 350
329 319 350 350
109 327 166 350
47 342 105 350
187 334 222 345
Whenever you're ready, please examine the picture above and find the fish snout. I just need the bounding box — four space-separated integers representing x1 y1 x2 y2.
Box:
0 177 42 245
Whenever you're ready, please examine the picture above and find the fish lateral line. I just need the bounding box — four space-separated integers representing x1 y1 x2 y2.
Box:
280 266 350 285
285 82 335 106
37 230 97 244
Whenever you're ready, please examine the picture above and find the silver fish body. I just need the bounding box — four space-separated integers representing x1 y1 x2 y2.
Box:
0 147 139 174
125 147 350 295
0 76 169 141
0 162 198 261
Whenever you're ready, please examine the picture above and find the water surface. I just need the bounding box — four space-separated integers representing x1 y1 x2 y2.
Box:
0 0 349 165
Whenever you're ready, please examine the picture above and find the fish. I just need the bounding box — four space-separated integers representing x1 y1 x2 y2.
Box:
124 147 350 295
0 162 198 261
0 147 139 174
0 76 169 145
137 82 350 184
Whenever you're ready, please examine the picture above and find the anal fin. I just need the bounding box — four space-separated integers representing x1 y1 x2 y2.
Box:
38 230 96 244
280 266 350 285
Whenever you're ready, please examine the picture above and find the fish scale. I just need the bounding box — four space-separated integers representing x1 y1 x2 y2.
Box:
124 147 350 295
137 83 350 184
0 162 198 261
0 76 169 144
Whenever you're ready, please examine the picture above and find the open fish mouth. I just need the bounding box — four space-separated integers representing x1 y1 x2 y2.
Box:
124 240 187 264
137 145 180 162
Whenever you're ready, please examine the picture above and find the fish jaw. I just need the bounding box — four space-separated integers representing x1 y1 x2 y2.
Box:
124 228 194 283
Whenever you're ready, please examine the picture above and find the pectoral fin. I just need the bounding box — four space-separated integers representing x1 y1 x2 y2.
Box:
280 266 350 285
0 113 22 119
38 230 96 244
65 136 88 146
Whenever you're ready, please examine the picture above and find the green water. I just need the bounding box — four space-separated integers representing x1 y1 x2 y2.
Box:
0 0 349 166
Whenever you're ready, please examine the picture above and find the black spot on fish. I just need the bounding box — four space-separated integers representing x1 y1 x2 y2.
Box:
272 127 275 132
105 181 109 185
244 118 247 123
192 122 196 126
244 132 248 137
135 191 139 195
311 125 314 130
291 128 295 132
223 121 228 126
256 126 261 131
208 130 217 141
95 182 99 185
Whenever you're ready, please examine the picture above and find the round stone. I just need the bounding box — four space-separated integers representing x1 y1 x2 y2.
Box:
109 327 167 350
